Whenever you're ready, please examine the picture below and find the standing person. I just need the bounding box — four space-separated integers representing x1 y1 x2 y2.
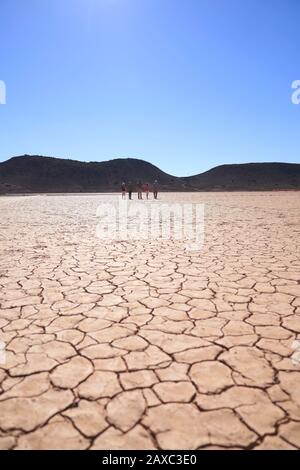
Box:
121 181 126 199
153 180 159 200
128 181 134 200
143 183 150 200
137 180 143 200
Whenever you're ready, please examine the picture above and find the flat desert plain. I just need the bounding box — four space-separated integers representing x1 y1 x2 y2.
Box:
0 192 299 450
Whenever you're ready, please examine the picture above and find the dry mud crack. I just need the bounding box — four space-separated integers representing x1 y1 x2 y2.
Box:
0 192 299 450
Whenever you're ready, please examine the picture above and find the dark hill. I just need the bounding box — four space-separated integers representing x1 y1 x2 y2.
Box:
0 155 299 193
184 162 300 191
0 155 180 193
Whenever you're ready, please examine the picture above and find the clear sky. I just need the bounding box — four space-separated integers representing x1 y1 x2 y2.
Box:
0 0 299 176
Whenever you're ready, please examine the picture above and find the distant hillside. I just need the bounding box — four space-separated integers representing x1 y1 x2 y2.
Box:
0 155 299 193
0 155 181 193
184 163 300 191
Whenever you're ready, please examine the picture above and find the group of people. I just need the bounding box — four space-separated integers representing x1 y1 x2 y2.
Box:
121 180 159 200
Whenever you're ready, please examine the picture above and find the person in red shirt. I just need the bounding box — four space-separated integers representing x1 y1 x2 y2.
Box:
143 183 150 200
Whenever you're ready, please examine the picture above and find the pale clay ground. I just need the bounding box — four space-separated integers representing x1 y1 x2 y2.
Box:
0 192 299 451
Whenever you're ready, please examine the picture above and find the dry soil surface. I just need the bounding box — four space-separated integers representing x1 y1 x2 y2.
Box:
0 192 299 450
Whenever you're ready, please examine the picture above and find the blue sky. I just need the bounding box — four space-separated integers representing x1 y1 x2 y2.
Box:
0 0 299 176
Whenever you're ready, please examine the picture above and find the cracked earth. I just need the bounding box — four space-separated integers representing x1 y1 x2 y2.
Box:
0 192 299 450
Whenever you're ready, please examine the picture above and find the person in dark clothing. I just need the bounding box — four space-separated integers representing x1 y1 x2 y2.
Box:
127 181 134 200
121 182 126 199
153 180 159 199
